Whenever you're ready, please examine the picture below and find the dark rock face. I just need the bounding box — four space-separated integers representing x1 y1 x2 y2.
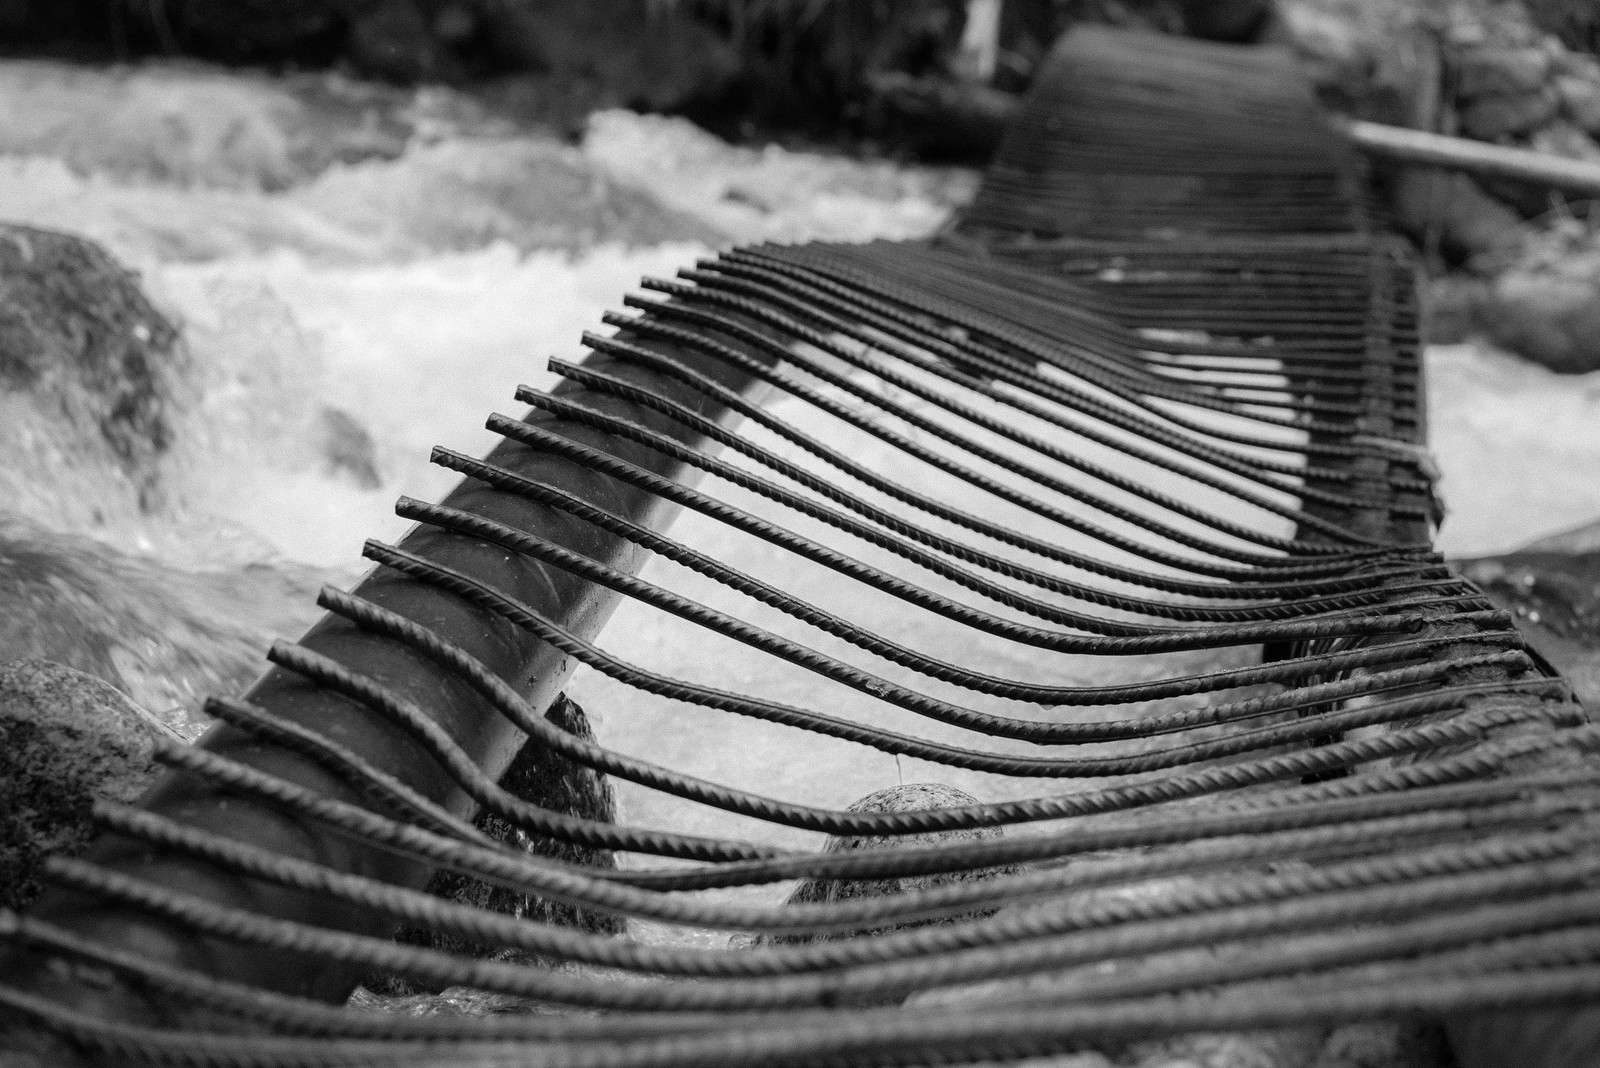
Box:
445 693 623 935
0 224 180 510
760 782 1014 947
0 659 175 911
364 693 624 997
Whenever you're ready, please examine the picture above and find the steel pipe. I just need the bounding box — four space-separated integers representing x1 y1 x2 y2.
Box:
1342 116 1600 198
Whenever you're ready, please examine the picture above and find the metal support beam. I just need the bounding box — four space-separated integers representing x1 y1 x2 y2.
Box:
0 320 776 1046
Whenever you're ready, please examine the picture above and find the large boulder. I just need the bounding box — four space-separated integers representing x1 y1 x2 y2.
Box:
0 224 180 521
0 659 177 910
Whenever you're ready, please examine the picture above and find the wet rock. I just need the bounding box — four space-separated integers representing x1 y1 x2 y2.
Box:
0 511 326 734
1458 88 1561 141
0 659 177 911
757 782 1014 947
363 693 625 998
1454 46 1553 99
0 224 180 515
346 983 578 1017
1472 270 1600 374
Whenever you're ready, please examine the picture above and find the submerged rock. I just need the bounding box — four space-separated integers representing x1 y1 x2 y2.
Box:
756 782 1013 948
0 659 177 910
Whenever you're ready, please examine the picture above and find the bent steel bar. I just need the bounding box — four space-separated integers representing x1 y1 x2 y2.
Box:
0 331 778 1028
5 24 1600 1068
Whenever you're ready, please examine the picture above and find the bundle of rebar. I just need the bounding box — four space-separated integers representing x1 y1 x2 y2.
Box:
3 25 1597 1068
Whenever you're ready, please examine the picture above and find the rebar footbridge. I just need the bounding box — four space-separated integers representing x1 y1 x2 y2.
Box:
3 26 1597 1068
